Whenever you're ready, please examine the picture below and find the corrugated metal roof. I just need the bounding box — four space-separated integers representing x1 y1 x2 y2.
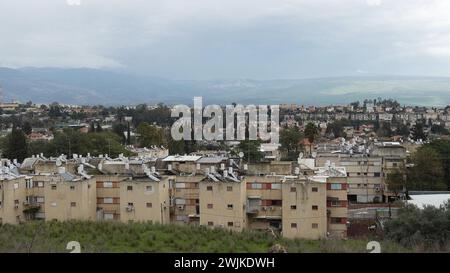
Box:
408 194 450 208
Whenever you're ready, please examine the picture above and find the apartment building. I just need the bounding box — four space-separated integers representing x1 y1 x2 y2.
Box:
316 153 383 203
1 154 350 240
245 176 282 231
0 170 28 224
38 173 96 222
315 166 348 239
200 175 246 232
172 175 202 225
281 176 327 239
119 175 170 224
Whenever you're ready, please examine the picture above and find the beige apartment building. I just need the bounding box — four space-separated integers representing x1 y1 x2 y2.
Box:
199 178 247 232
172 175 202 225
1 155 350 240
316 154 383 203
0 175 28 224
281 177 327 239
119 175 171 224
245 176 282 231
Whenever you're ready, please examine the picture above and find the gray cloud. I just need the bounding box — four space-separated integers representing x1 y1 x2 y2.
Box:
1 0 450 79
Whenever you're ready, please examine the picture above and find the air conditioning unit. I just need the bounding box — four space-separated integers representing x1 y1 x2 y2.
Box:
126 206 134 212
261 207 267 211
14 205 19 209
375 187 381 192
270 206 275 211
178 205 185 210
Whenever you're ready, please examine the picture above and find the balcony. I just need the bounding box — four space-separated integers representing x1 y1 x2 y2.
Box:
246 197 261 214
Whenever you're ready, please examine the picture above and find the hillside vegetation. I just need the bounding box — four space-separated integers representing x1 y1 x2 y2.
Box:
0 220 409 253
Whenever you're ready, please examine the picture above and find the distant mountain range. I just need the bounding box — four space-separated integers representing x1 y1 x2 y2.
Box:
1 67 450 106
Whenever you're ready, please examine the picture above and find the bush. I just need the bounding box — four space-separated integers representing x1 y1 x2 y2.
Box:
385 202 450 250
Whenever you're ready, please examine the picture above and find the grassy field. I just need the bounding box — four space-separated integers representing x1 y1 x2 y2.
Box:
0 220 409 253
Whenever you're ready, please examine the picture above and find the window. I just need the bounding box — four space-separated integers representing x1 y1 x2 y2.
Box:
393 162 398 167
312 187 318 192
227 186 233 192
312 223 319 229
207 186 213 191
330 200 340 207
104 198 113 204
128 202 134 207
70 202 76 207
51 185 57 190
374 172 381 177
272 200 282 206
207 204 213 209
70 185 75 190
0 201 2 207
330 183 342 190
146 185 153 192
146 202 152 208
290 187 296 192
104 213 114 220
248 183 262 189
271 183 281 190
127 185 133 191
227 204 233 210
208 221 214 226
227 222 234 227
36 197 44 203
291 223 297 228
312 205 318 210
175 183 186 189
331 218 344 224
103 181 113 188
290 205 297 210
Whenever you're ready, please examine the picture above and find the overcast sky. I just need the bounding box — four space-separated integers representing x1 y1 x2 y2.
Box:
1 0 450 80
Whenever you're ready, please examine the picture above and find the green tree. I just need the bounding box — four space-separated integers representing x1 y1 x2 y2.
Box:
395 123 410 137
424 140 450 190
22 121 32 135
96 123 103 132
48 103 62 118
3 128 29 162
377 122 393 137
168 139 185 155
89 122 96 133
386 168 407 196
304 122 319 155
112 123 127 144
412 123 427 141
280 127 303 160
385 202 450 249
407 146 446 190
136 122 166 148
126 121 131 145
326 119 351 138
237 140 263 163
